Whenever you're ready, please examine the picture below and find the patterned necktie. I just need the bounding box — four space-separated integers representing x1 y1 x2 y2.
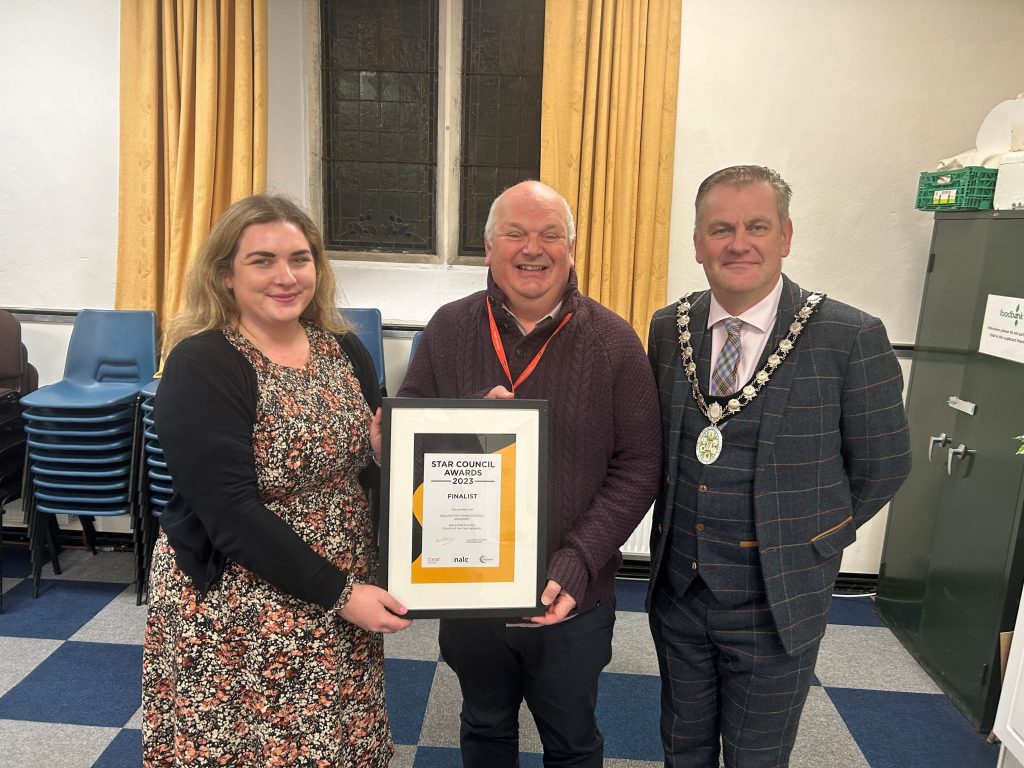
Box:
710 317 743 396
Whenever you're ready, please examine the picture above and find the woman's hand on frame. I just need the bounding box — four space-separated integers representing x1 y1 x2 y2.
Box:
339 583 412 634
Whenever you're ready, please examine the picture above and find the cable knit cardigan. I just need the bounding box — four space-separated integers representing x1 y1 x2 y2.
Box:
398 270 662 614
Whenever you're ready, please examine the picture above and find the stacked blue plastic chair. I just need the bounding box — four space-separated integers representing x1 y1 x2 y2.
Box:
400 331 424 393
339 307 386 395
135 377 172 604
19 310 156 597
410 331 423 365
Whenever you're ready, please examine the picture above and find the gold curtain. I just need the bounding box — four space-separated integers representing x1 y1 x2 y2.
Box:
540 0 681 339
115 0 267 331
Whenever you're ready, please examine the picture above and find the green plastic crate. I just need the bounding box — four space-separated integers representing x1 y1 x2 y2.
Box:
916 166 998 211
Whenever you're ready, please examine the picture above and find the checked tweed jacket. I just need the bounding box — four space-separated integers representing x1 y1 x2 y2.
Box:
646 275 911 655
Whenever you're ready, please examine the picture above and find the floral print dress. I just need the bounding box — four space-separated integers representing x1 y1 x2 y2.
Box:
143 325 391 767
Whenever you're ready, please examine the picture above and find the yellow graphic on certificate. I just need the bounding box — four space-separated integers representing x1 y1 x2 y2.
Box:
410 433 516 583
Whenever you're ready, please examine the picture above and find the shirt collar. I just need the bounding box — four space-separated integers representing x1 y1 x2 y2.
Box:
708 276 783 332
502 300 564 335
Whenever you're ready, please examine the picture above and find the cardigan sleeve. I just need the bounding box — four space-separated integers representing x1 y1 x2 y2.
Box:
337 332 382 514
156 333 347 610
338 331 382 412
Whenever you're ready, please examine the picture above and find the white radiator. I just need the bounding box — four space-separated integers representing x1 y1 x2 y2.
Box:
620 506 653 559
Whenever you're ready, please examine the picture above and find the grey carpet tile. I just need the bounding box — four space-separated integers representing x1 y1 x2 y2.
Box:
417 663 467 748
2 577 20 595
70 585 147 645
607 610 660 675
0 636 63 698
385 617 441 661
41 549 136 584
815 624 942 694
0 720 120 768
604 761 663 768
790 686 871 768
125 706 143 730
390 743 417 767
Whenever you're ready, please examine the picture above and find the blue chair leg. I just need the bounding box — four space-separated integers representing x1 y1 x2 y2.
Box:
140 512 159 605
30 507 45 598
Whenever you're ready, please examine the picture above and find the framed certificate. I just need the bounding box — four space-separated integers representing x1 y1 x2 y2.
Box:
378 398 548 618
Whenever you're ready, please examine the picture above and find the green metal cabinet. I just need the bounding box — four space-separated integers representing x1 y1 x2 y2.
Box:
877 210 1024 732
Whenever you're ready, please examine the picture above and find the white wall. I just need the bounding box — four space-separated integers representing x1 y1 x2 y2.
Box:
0 0 120 390
669 0 1024 345
0 0 119 313
266 0 311 208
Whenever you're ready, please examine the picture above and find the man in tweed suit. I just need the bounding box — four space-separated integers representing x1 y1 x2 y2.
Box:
646 165 910 767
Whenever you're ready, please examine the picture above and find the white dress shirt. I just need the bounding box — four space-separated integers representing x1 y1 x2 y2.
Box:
706 277 783 393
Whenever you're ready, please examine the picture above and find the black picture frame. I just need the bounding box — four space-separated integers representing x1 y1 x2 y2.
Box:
378 397 548 618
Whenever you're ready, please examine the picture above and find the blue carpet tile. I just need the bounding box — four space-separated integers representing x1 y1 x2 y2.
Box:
827 688 1000 768
385 658 438 746
94 729 142 768
827 595 886 627
411 746 463 767
0 546 1002 767
596 671 663 761
613 577 648 613
0 640 142 726
0 579 127 639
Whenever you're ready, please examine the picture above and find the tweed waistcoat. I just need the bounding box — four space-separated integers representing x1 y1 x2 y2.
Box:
664 330 769 607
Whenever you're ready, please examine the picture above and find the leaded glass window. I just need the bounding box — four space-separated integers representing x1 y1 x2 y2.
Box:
321 0 438 252
460 0 544 255
320 0 544 260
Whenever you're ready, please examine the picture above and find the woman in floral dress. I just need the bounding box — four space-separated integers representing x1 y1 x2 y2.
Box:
143 195 411 767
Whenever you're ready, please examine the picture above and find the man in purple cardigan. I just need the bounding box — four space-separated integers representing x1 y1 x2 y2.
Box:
399 180 662 767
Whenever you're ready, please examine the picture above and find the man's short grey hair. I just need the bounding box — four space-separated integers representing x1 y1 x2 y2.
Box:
483 182 577 246
694 165 792 226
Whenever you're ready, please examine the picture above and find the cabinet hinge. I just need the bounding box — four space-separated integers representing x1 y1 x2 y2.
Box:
927 252 936 273
980 663 990 686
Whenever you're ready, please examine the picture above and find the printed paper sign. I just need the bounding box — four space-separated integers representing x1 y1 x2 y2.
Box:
979 294 1024 364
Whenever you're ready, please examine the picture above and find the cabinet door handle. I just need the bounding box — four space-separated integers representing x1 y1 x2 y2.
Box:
946 444 976 476
928 433 950 462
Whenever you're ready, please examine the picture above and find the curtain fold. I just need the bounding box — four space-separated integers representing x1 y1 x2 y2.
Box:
540 0 681 340
116 0 267 333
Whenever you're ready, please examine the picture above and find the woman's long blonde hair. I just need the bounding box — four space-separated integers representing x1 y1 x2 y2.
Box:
161 195 349 356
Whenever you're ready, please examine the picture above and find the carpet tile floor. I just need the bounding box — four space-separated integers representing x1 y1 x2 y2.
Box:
0 546 1000 767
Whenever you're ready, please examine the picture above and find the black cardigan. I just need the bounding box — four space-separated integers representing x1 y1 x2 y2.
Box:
154 329 382 610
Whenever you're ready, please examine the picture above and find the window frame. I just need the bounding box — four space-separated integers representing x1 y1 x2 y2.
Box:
312 0 488 266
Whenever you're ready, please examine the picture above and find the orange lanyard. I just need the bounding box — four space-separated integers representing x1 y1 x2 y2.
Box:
486 299 573 394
